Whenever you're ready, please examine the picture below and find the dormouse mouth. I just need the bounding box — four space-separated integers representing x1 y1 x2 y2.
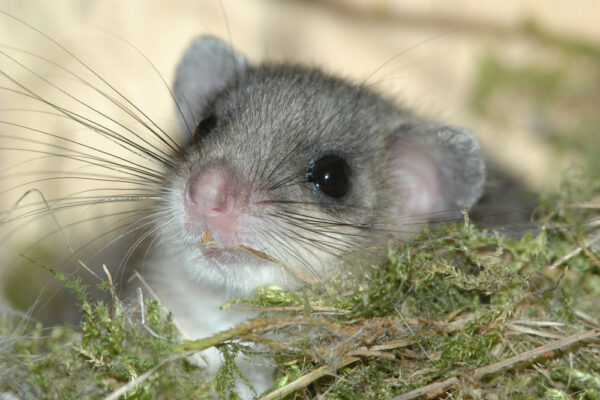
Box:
197 240 278 267
196 239 320 285
200 247 247 265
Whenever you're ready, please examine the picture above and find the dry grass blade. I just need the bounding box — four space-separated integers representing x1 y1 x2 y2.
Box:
195 241 319 284
471 328 600 379
228 305 350 314
392 377 460 400
259 356 361 400
103 350 198 400
392 329 600 400
549 231 600 269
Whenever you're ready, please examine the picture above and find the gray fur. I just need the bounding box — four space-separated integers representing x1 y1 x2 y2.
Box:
151 35 490 398
168 36 485 260
174 36 247 136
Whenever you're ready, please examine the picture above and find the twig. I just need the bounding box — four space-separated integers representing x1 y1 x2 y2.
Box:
127 271 189 338
542 266 568 294
472 328 600 379
566 200 600 210
259 356 360 400
510 320 564 327
577 237 600 269
258 339 416 400
549 232 600 268
137 287 168 340
505 323 563 339
177 316 323 352
575 310 600 328
367 337 417 351
228 305 350 314
347 349 395 360
103 350 197 400
392 329 600 400
197 242 318 284
396 306 431 360
392 377 460 400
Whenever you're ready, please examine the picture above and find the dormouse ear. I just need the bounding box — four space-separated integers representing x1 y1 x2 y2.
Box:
173 36 248 135
388 125 485 222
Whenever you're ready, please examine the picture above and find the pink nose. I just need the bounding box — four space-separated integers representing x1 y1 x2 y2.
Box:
185 169 236 219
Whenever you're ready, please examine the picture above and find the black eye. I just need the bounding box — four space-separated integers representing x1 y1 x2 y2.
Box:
306 155 351 198
194 114 217 140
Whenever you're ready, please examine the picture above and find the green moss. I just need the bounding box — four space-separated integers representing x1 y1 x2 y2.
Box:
0 260 211 399
215 344 252 400
3 166 598 399
223 285 305 310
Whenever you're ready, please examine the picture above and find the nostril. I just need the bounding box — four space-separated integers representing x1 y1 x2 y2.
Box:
205 193 235 217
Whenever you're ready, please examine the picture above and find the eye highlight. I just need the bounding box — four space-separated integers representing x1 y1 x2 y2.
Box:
306 155 351 198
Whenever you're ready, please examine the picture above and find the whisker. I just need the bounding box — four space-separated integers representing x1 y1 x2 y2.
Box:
260 229 322 280
0 85 176 167
0 44 180 156
0 176 156 197
1 195 157 225
273 212 368 249
2 207 154 271
0 56 175 169
0 127 165 182
0 12 181 157
90 28 191 145
0 168 155 187
0 144 162 184
83 215 161 267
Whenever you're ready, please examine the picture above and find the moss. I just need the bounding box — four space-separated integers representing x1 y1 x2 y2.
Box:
0 260 211 400
2 160 598 400
211 163 597 399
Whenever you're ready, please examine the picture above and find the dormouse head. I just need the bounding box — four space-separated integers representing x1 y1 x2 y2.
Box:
159 36 485 293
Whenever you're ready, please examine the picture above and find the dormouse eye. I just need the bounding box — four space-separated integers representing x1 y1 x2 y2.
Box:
306 155 351 198
193 114 217 140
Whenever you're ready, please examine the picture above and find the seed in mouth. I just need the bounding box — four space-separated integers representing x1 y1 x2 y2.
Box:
201 230 213 243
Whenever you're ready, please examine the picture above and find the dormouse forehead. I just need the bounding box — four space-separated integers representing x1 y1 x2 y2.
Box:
213 66 397 140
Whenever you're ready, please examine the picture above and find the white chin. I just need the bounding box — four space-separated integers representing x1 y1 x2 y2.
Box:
182 249 304 296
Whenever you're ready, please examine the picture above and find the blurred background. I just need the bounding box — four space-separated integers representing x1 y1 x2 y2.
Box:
0 0 599 323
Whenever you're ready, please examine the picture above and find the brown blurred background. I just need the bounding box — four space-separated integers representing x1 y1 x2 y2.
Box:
0 0 599 322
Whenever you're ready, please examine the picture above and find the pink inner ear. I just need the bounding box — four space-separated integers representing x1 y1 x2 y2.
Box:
389 147 445 219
